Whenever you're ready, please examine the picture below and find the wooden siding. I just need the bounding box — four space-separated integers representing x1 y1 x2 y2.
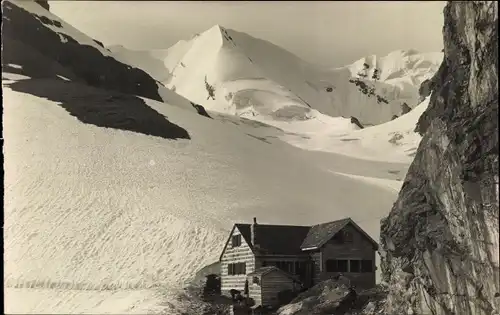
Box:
261 271 297 307
247 275 262 306
220 227 255 294
310 251 322 285
319 224 376 289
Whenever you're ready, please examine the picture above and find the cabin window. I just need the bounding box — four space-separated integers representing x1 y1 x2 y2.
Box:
252 276 260 285
361 260 373 272
231 235 242 247
325 259 373 273
228 262 246 275
349 260 361 272
325 259 348 272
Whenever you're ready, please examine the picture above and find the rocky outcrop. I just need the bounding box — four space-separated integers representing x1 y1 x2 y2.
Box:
35 0 49 11
351 116 365 129
276 280 354 315
401 102 412 115
2 1 164 102
191 102 213 119
2 1 196 140
380 2 498 315
275 281 388 315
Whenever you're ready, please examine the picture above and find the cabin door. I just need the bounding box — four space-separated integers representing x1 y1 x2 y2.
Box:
304 260 314 288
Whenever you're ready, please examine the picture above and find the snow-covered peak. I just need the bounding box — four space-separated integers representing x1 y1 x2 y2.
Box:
207 23 225 33
158 26 443 125
74 24 442 126
197 24 225 44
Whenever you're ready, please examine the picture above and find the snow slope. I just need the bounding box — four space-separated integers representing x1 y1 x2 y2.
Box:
124 24 442 125
4 77 407 313
278 97 431 163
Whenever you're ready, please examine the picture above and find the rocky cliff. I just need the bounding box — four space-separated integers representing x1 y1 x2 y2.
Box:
380 2 498 315
35 0 49 11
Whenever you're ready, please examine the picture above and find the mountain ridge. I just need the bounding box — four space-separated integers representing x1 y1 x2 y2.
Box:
112 24 443 126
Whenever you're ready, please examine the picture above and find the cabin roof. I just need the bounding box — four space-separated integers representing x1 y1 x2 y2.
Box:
235 223 310 256
219 218 378 261
300 218 379 250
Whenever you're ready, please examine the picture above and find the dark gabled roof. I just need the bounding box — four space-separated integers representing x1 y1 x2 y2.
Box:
300 218 350 250
219 224 239 261
235 223 310 256
234 224 252 248
219 218 378 261
300 218 378 250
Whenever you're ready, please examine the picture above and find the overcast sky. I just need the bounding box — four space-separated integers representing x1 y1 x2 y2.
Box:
50 1 446 67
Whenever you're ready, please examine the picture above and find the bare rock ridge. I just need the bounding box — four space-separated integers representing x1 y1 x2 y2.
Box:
2 1 164 102
2 1 199 140
35 0 49 11
379 2 498 315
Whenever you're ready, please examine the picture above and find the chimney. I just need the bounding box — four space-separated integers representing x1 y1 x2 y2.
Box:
251 217 258 248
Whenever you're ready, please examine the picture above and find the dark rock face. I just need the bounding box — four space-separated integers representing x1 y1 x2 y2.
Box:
2 1 163 102
2 35 80 81
351 116 365 129
418 78 435 102
93 39 105 48
2 1 211 120
35 0 49 11
2 1 200 140
400 102 411 115
7 78 191 140
379 2 498 315
191 102 213 119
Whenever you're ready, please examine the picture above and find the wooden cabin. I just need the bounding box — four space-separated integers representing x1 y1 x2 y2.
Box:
219 217 378 306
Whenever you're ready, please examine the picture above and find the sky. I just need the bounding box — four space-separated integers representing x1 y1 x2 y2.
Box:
50 1 446 67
